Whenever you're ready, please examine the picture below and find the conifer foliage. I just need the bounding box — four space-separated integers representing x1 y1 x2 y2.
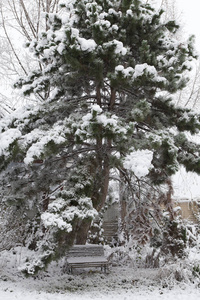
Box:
1 0 200 273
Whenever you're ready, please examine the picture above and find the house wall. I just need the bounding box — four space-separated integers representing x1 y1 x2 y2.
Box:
174 199 200 223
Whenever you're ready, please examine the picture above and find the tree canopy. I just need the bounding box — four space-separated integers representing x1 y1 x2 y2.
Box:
1 0 200 274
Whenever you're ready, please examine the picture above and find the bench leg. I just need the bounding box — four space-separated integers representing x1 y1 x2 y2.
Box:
66 265 73 274
101 264 107 273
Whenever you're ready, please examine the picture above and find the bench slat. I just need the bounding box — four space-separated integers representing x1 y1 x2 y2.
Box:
66 244 109 273
67 245 104 257
67 256 108 264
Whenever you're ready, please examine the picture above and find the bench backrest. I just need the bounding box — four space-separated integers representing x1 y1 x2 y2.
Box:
67 244 104 257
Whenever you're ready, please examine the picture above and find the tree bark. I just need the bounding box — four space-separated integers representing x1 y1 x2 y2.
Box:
96 84 101 106
91 138 111 210
75 219 92 244
109 87 116 110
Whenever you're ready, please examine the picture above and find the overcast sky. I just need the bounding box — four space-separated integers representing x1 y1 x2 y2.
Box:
175 0 200 52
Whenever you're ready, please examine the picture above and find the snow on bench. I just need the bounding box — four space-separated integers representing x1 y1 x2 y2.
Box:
66 244 109 273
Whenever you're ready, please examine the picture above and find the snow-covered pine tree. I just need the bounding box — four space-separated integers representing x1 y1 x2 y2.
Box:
1 0 200 273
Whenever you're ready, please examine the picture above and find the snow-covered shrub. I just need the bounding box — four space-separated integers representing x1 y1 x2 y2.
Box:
87 218 105 244
161 216 188 258
145 248 160 268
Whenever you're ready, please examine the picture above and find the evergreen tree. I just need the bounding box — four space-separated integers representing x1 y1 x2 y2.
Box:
1 0 200 273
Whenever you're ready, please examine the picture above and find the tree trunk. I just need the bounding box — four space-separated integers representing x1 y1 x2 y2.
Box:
109 87 116 110
119 171 128 241
96 84 101 106
91 138 111 211
97 151 110 211
75 219 92 244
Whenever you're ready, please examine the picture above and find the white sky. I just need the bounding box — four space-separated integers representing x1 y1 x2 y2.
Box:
175 0 200 52
170 1 200 199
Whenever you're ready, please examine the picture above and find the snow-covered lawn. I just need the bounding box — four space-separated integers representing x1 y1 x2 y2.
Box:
1 246 200 299
1 281 200 300
1 268 200 300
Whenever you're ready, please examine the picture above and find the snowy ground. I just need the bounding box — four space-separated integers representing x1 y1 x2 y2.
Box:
1 246 200 300
1 278 200 300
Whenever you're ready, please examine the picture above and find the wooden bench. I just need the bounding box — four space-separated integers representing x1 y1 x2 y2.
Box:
66 244 109 273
